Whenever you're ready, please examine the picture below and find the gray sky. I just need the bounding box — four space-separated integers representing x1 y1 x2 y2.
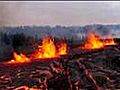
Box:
0 1 120 26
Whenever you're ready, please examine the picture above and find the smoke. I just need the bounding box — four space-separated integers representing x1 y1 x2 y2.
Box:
0 2 120 26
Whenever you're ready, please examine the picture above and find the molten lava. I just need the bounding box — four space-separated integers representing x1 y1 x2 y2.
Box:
33 37 67 59
8 52 30 64
83 33 116 49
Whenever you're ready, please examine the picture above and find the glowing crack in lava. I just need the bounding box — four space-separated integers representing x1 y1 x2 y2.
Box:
83 33 116 49
8 52 30 64
14 85 39 90
33 37 67 59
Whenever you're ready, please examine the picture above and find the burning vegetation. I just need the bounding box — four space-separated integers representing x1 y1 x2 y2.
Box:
83 33 116 49
7 33 117 64
8 36 68 64
32 37 67 59
0 32 120 90
8 52 30 64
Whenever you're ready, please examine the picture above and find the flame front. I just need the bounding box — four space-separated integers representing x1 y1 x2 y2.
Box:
7 37 67 64
8 52 30 64
83 33 116 49
103 35 116 45
58 43 67 55
33 37 67 59
34 37 58 58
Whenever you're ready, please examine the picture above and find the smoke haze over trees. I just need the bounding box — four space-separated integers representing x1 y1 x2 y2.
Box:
0 24 120 61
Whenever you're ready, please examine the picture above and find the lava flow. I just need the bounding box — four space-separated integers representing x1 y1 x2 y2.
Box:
32 36 67 59
8 52 30 64
83 33 116 49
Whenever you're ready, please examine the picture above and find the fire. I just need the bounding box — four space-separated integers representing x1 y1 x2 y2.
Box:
7 37 67 64
8 52 30 64
103 35 116 45
83 33 116 49
58 42 67 55
84 33 103 49
33 37 67 59
34 37 58 58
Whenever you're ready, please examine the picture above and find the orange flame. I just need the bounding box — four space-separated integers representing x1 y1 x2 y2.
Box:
58 42 67 55
33 37 67 59
8 52 30 64
7 37 67 64
102 35 116 45
83 33 116 49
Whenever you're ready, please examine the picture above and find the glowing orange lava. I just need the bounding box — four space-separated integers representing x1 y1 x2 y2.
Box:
14 85 38 90
33 37 67 59
83 33 116 49
8 52 30 64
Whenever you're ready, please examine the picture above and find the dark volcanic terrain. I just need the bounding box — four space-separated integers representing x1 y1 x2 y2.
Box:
0 45 120 90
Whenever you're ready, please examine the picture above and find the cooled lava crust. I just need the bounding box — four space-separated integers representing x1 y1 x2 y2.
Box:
0 45 120 90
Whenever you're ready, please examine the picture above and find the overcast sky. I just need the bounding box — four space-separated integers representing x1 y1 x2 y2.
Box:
0 1 120 26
